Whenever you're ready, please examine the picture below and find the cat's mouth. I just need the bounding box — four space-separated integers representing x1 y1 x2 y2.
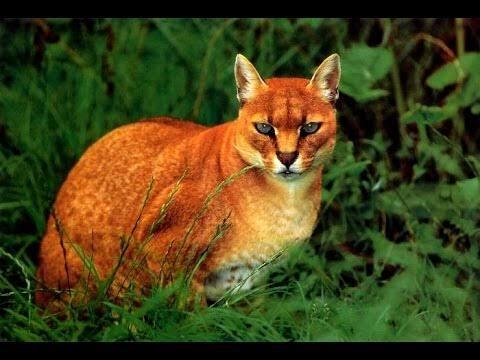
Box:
276 169 303 180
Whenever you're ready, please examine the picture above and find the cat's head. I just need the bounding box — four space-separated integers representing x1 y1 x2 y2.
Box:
233 53 340 181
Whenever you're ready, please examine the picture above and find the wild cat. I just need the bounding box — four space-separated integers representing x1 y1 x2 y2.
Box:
35 53 341 311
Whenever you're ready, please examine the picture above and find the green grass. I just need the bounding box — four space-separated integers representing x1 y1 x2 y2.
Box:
0 18 479 341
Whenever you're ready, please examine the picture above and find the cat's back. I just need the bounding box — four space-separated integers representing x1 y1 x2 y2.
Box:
54 117 207 231
84 116 207 163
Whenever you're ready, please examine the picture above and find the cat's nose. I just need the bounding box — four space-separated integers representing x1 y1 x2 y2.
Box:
276 151 298 168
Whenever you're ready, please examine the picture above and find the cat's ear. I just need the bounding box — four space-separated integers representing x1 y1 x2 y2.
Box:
235 54 267 106
307 53 341 105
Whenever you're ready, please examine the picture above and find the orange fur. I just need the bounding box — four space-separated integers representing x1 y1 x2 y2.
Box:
35 54 340 311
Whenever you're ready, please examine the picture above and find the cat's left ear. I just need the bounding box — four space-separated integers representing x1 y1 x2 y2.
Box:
307 53 341 105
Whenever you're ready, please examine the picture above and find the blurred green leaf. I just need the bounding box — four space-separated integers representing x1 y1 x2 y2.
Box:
426 53 480 117
426 53 480 90
444 74 480 108
401 104 449 124
296 18 325 29
323 160 371 183
471 103 480 114
340 44 393 103
369 230 416 266
452 177 480 207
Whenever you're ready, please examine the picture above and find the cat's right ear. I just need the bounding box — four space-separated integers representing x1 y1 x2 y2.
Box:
307 53 341 105
235 54 267 106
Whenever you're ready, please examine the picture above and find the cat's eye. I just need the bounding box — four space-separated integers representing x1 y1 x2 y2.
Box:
254 122 275 136
300 122 321 136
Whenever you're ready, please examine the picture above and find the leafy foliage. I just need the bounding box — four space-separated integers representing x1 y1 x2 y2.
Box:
0 18 479 341
340 44 394 102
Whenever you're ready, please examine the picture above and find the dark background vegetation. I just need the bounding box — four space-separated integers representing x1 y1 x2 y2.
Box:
0 18 479 341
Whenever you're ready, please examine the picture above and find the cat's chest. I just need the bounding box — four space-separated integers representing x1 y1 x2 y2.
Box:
221 188 320 268
242 192 319 244
204 182 321 301
204 201 317 302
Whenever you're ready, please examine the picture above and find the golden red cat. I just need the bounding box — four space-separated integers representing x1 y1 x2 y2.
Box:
35 53 341 311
